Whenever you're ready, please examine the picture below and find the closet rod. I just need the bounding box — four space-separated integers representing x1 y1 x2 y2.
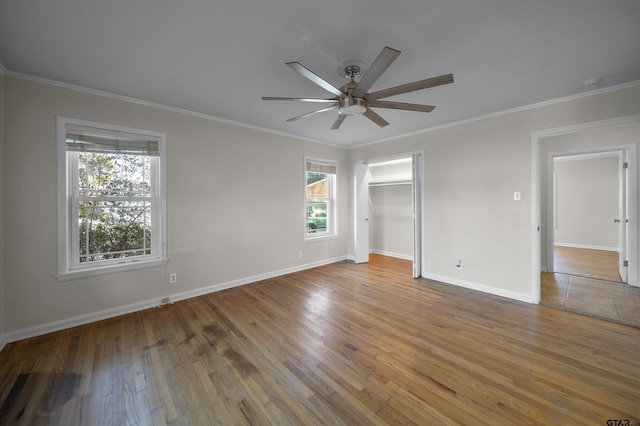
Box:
369 179 412 187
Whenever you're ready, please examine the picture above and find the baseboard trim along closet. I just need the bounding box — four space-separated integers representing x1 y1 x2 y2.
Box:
370 249 413 261
422 272 535 304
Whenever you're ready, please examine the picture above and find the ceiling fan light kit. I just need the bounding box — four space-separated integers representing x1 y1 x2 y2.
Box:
263 46 454 130
338 97 366 115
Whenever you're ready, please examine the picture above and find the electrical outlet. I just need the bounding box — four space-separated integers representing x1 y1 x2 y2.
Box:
169 273 177 284
455 260 462 270
298 251 303 258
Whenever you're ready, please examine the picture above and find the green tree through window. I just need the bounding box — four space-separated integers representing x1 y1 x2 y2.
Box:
77 152 152 262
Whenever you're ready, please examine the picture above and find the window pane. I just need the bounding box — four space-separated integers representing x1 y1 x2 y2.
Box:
78 200 151 262
305 158 336 239
79 152 151 197
307 200 328 233
307 172 328 198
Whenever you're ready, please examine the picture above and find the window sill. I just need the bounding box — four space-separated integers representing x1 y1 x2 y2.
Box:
305 233 338 243
56 258 168 282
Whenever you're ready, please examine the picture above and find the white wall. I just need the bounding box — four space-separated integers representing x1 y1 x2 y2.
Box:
370 185 413 259
368 162 412 183
2 76 349 337
554 156 618 250
349 84 640 302
368 161 414 259
0 71 5 346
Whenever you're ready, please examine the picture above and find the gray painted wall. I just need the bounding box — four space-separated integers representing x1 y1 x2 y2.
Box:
0 72 5 340
370 185 413 259
554 156 618 249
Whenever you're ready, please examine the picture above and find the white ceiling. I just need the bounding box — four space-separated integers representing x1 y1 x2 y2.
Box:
1 1 639 148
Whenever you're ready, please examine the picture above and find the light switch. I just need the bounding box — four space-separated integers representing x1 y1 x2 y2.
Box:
514 191 521 201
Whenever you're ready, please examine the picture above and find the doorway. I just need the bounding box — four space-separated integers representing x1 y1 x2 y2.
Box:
550 151 626 282
354 153 423 278
531 115 640 327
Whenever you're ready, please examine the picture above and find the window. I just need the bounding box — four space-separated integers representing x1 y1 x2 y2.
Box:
305 157 337 240
57 117 167 281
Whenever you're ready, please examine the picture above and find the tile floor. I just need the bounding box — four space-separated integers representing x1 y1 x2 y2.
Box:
541 272 640 328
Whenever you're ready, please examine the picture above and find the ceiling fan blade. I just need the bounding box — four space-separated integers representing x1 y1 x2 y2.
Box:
363 108 389 128
365 99 436 113
286 62 346 98
351 47 401 98
331 114 347 130
367 73 454 100
262 96 338 103
286 104 338 122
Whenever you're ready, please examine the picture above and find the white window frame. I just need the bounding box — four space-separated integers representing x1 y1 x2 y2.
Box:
304 156 338 241
56 116 167 281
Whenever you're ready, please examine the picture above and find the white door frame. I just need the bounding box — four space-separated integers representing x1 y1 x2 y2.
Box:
354 162 370 264
618 149 630 282
545 147 634 281
412 153 423 278
354 151 425 275
531 114 640 303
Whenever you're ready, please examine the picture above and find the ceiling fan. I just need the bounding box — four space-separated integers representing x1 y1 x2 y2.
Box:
262 47 453 130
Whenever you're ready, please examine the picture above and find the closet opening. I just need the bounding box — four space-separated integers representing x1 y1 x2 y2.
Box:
354 153 423 278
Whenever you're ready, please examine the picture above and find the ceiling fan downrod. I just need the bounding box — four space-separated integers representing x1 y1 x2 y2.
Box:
338 64 366 115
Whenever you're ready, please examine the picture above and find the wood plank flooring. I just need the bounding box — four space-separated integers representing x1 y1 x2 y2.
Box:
1 254 639 425
553 246 621 282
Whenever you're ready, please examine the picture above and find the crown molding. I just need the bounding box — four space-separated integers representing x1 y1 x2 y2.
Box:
4 67 640 151
4 69 347 149
352 80 640 149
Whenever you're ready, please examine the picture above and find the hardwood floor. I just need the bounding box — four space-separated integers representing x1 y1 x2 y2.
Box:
553 245 621 282
542 246 640 327
2 254 639 425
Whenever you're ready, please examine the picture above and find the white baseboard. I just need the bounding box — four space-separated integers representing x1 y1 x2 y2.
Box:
554 242 619 252
421 272 535 304
168 256 348 304
370 249 413 261
2 297 166 347
1 256 348 346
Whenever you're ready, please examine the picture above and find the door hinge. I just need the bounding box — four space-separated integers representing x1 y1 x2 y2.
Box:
623 260 629 267
623 162 628 169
